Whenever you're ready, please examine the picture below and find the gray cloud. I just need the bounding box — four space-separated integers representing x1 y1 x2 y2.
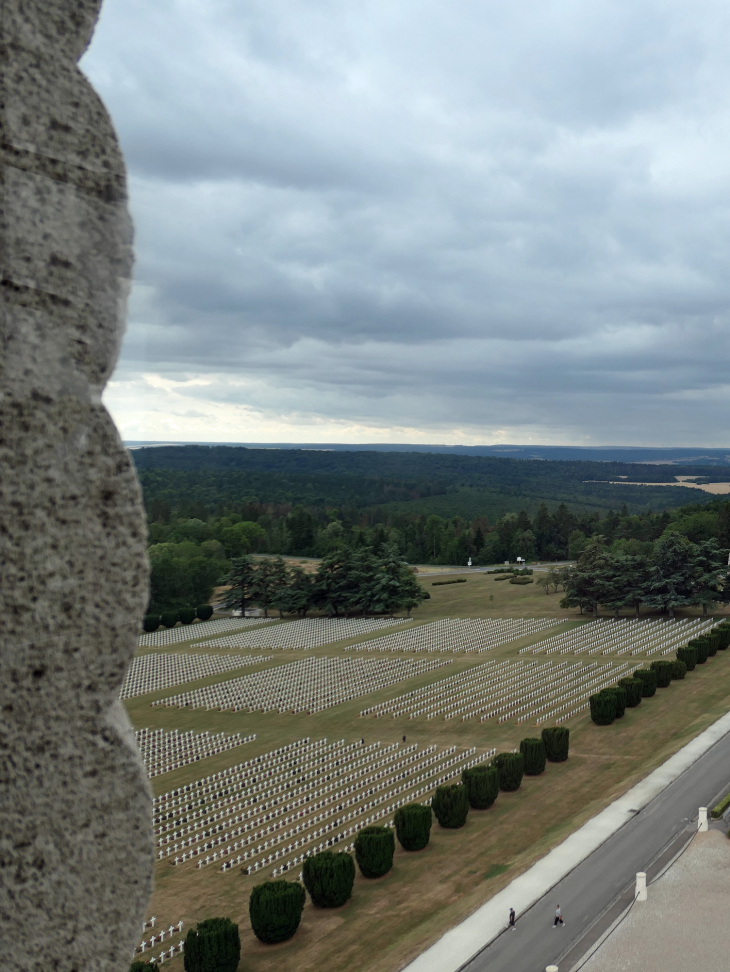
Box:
83 0 730 445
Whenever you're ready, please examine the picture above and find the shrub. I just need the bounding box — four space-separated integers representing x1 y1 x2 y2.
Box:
394 803 432 851
711 792 730 819
461 765 499 809
142 615 159 633
590 691 616 725
354 826 395 878
431 784 470 828
432 578 467 586
677 645 697 671
130 963 153 972
160 610 178 629
196 603 214 621
178 607 196 625
302 850 355 908
519 738 546 776
708 631 720 656
249 880 306 944
541 726 570 762
618 677 642 707
184 917 240 972
671 659 688 680
688 638 710 665
633 668 658 697
716 624 730 650
602 685 627 718
493 752 524 791
650 659 674 688
508 576 533 585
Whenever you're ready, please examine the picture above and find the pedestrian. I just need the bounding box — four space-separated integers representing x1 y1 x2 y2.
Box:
508 908 516 930
554 905 564 928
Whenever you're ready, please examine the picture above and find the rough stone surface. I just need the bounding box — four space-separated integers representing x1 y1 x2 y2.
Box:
0 2 153 969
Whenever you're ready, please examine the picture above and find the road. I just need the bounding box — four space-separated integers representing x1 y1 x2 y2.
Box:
462 727 730 972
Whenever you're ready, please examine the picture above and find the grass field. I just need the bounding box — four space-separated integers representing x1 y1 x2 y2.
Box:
125 580 730 972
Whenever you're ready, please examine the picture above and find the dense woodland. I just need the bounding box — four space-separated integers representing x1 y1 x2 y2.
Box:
137 446 730 614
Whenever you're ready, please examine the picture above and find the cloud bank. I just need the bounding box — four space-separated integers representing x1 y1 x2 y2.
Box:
83 0 730 444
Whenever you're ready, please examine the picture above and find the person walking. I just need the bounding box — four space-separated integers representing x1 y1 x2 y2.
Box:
553 905 564 928
508 908 516 930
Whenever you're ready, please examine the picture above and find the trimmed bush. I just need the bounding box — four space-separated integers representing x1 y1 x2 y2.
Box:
650 659 674 688
688 638 710 665
184 917 240 972
602 685 627 718
142 615 159 633
196 603 214 621
618 677 642 707
508 576 533 585
712 792 730 818
432 578 467 586
493 752 524 792
249 880 306 943
461 764 499 809
590 691 616 725
394 803 432 851
160 610 178 629
633 668 658 697
302 850 355 908
354 826 395 878
716 624 730 650
130 963 153 972
671 659 687 680
431 784 470 828
179 607 196 625
677 645 697 671
541 726 570 762
519 738 547 776
707 631 720 656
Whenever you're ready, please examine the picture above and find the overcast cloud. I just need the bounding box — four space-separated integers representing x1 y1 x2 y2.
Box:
82 0 730 445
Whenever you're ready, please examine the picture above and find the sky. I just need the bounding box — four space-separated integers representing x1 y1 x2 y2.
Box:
82 0 730 446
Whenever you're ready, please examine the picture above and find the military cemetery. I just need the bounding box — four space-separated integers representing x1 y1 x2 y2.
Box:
120 570 730 972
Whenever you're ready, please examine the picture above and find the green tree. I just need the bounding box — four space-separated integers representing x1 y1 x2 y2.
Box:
644 533 698 617
221 556 258 617
287 505 316 554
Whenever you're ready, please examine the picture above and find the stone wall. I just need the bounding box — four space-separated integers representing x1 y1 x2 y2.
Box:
1 2 153 968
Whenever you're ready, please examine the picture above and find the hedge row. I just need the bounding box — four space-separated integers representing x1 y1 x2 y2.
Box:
590 621 730 726
143 603 213 632
432 578 467 586
235 726 573 950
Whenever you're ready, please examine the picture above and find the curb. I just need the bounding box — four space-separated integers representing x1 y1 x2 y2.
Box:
401 706 730 972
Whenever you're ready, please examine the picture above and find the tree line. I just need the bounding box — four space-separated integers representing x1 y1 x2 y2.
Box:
556 533 729 617
221 546 428 618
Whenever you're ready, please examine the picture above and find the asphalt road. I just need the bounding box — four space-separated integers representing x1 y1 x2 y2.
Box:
462 727 730 972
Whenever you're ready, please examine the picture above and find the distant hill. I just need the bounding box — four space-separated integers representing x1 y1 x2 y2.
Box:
126 441 730 465
131 444 726 520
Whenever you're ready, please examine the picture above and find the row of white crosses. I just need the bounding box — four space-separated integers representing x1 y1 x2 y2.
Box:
152 655 452 714
360 657 639 724
520 617 720 658
152 737 493 878
135 728 257 778
138 616 275 649
119 651 272 700
345 617 563 654
135 920 184 961
196 616 410 652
